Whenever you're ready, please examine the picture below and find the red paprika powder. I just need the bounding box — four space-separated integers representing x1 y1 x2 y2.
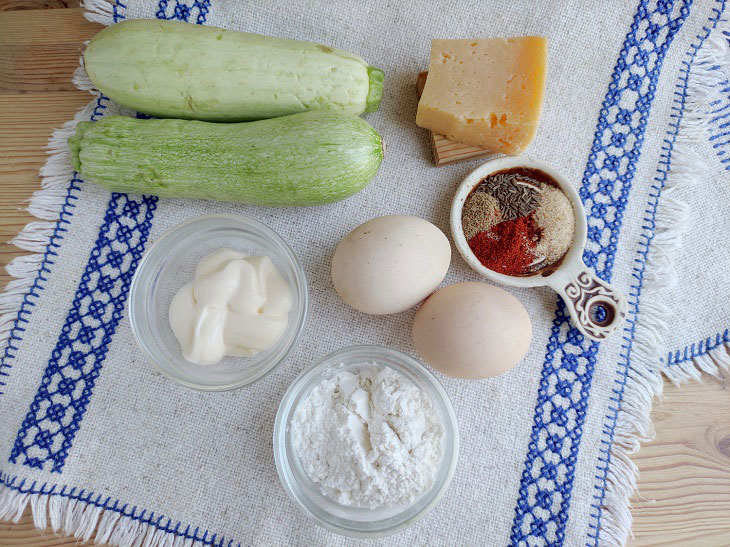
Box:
468 212 542 275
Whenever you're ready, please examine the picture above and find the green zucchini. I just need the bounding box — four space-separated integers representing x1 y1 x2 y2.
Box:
69 111 384 206
83 19 384 121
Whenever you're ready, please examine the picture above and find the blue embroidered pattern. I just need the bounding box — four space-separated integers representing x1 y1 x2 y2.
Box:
2 0 719 545
112 0 127 23
589 6 725 545
510 1 692 545
156 0 211 23
9 193 157 473
666 328 730 364
706 35 730 171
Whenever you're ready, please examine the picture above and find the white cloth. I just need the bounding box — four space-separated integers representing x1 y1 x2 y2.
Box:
1 1 727 546
659 55 730 372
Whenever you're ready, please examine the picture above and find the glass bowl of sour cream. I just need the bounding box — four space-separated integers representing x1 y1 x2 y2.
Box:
129 214 308 391
273 345 459 538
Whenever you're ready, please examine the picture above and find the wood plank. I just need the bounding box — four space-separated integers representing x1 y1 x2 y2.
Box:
0 514 99 545
629 373 730 546
0 10 103 93
0 0 76 11
0 44 86 92
0 9 100 45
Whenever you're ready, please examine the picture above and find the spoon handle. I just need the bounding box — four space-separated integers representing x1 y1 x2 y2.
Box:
551 263 628 341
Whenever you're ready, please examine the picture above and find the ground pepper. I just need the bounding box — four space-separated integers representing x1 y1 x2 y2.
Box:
468 212 542 275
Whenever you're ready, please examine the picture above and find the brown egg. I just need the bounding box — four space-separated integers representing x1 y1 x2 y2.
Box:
412 282 532 379
331 216 451 315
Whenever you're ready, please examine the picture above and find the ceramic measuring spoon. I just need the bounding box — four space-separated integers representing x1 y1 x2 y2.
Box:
450 156 627 341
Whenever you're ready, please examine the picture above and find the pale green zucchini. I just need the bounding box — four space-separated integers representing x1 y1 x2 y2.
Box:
69 111 384 206
83 19 384 121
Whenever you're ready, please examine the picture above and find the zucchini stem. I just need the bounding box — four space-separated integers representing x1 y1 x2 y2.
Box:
365 67 385 113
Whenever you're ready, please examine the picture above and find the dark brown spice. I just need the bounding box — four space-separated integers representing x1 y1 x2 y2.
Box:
474 173 540 219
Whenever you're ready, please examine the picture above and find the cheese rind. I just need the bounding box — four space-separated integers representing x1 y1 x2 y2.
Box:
416 37 547 154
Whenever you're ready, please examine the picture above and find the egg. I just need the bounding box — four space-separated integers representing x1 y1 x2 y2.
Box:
412 282 532 379
331 216 451 315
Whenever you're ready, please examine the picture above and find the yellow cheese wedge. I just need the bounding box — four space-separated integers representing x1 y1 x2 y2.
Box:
416 37 547 155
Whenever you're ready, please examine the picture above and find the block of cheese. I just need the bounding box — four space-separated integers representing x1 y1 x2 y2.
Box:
416 71 496 166
416 37 547 154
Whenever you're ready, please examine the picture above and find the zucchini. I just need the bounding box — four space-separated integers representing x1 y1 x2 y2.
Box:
69 111 384 206
83 19 384 121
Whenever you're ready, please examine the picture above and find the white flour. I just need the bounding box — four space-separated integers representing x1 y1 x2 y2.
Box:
291 364 444 508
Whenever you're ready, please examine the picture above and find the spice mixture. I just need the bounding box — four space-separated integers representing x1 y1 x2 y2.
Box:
461 168 575 276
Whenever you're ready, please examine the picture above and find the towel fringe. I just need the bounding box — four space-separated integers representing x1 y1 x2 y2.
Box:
72 40 98 95
595 19 730 547
73 65 96 93
0 486 29 523
0 98 102 360
0 484 209 547
81 0 117 25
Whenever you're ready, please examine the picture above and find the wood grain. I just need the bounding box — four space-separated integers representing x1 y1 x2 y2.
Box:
629 374 730 546
0 0 74 11
0 5 729 547
0 516 97 546
0 6 102 273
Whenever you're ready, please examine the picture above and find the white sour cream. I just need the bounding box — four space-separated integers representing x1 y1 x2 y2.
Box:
169 248 293 365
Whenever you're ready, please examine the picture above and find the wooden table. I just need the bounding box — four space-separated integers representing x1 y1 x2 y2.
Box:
1 3 729 546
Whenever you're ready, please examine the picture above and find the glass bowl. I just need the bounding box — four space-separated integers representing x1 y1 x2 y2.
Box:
273 345 459 538
129 214 308 391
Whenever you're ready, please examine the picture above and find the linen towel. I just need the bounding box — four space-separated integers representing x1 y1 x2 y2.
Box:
1 1 728 545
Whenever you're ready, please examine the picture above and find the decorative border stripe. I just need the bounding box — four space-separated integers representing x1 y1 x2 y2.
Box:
156 0 211 22
705 33 730 167
1 0 236 544
665 327 730 365
2 0 720 545
588 5 725 545
9 192 157 473
509 1 692 545
0 472 241 547
112 0 127 22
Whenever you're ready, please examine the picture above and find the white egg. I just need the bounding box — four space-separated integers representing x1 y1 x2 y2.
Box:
412 282 532 379
331 215 451 315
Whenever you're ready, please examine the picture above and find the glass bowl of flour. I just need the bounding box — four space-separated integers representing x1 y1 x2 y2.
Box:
273 345 459 538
